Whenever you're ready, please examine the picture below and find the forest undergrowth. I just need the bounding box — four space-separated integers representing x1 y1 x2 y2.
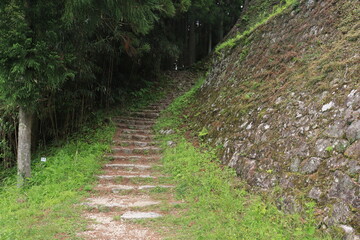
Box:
0 79 168 240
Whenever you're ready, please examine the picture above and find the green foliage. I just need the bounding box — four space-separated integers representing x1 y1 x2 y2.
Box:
154 77 334 240
198 127 209 137
0 120 115 239
216 0 299 53
0 1 74 110
64 0 175 35
154 77 205 132
325 146 334 152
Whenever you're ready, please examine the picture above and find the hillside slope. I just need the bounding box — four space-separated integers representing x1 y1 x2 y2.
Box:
188 0 360 236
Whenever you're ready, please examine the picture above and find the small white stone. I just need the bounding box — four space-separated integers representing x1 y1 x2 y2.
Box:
275 97 283 105
339 225 354 234
264 124 270 130
112 185 135 191
121 212 162 219
348 89 357 98
138 185 173 190
321 101 335 112
240 121 248 128
246 122 253 130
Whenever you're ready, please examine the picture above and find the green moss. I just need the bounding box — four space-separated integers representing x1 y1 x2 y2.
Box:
216 0 299 53
198 127 209 137
325 146 334 152
239 48 250 61
307 74 326 87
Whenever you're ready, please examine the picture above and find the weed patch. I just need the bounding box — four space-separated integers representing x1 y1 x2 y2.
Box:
0 123 115 240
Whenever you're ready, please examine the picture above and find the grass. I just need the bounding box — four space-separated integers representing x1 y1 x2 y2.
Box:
0 123 115 240
152 77 336 239
0 74 175 240
215 0 299 53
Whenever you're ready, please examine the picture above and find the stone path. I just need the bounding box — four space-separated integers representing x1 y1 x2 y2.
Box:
78 72 196 239
78 99 175 240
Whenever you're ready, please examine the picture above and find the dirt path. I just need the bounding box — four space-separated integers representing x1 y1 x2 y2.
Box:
78 73 196 239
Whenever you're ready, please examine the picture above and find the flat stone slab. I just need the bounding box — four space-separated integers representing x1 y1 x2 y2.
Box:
121 211 162 219
108 185 136 191
84 196 160 208
116 124 153 130
95 184 174 193
97 174 157 179
79 212 160 240
119 134 155 140
121 129 154 134
110 155 161 161
112 146 161 153
111 185 174 193
138 185 174 190
105 163 152 170
116 141 157 147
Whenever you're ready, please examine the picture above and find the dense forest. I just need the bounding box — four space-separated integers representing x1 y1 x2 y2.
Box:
0 0 243 182
1 0 359 239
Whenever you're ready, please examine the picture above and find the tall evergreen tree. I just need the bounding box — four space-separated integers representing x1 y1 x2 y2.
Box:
0 0 74 185
0 0 177 185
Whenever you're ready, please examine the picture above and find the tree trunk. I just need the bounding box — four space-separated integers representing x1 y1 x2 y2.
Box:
31 115 38 152
208 24 212 54
182 17 188 67
188 17 196 65
17 107 33 187
243 0 250 12
218 13 224 42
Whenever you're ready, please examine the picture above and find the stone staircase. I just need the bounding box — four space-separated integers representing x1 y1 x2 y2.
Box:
78 73 196 239
79 101 170 239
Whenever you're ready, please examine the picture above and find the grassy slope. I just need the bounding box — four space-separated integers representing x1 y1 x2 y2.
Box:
0 123 114 240
216 0 298 53
153 77 337 239
0 79 169 240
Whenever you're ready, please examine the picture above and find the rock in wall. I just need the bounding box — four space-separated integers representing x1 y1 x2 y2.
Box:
189 0 360 236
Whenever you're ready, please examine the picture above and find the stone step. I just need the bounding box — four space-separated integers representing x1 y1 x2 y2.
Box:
83 195 160 208
114 140 158 147
108 155 161 162
114 118 155 125
97 174 158 180
95 184 174 193
116 123 153 130
119 134 155 141
121 211 162 219
147 105 167 110
104 163 153 170
149 102 170 107
111 147 161 155
135 110 161 114
112 185 173 193
145 106 165 111
79 212 160 239
130 112 159 119
121 129 154 135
